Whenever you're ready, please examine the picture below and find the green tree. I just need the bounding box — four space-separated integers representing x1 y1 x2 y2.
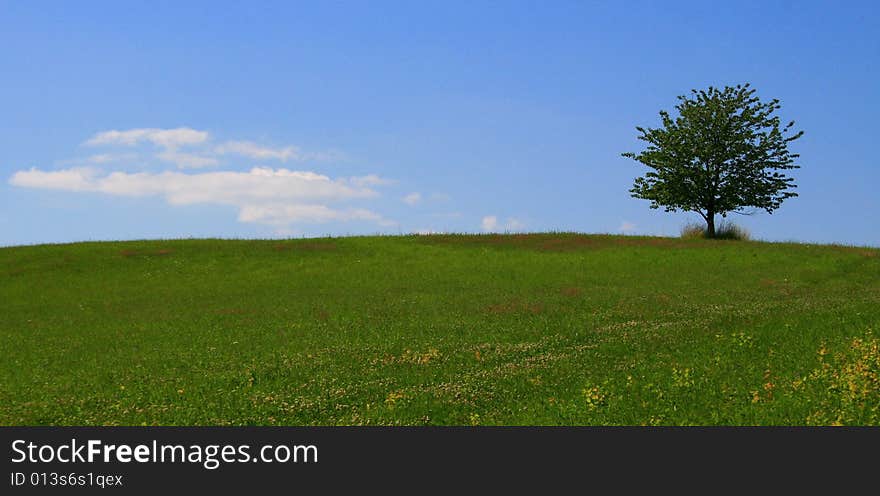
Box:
622 84 803 238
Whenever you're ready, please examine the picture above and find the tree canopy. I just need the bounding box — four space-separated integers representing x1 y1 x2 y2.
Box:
622 84 803 237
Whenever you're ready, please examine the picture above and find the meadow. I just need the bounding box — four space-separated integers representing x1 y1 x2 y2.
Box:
1 233 878 425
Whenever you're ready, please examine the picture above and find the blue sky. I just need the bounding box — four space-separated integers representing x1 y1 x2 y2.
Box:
2 1 878 246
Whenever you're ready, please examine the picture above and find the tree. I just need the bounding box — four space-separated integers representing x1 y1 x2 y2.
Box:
622 84 803 238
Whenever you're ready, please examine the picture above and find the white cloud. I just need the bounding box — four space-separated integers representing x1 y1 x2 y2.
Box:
20 129 390 230
481 215 525 232
506 218 525 231
56 153 139 167
156 150 219 169
85 128 209 148
82 127 344 170
85 153 136 164
85 127 214 169
403 192 422 206
10 167 98 192
348 174 393 187
214 141 345 163
239 204 392 226
618 221 637 234
214 141 300 162
10 166 391 228
481 215 499 231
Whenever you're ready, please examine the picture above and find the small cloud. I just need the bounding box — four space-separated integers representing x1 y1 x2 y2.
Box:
238 204 391 226
81 127 344 170
56 153 139 167
481 215 499 232
482 215 525 232
415 229 443 235
157 150 219 169
618 221 637 234
85 153 135 164
214 140 344 163
506 218 525 231
214 141 300 162
9 167 98 192
348 174 393 187
403 192 422 206
85 127 217 168
85 128 209 148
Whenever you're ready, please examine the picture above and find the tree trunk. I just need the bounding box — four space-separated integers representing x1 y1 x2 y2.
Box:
706 213 716 238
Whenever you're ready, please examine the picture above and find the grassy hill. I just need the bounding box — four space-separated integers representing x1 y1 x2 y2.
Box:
1 233 878 425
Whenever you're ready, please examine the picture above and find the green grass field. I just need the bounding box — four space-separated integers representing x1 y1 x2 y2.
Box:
1 233 878 425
